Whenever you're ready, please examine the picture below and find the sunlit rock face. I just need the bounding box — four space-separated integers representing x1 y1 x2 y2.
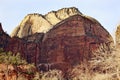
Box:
11 7 81 38
116 25 120 47
0 23 10 49
11 14 51 38
0 7 113 72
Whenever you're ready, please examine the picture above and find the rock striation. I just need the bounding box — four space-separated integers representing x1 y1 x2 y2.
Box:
0 7 113 72
0 23 42 65
40 15 113 71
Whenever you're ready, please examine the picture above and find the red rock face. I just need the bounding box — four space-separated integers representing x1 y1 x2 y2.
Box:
0 15 113 72
5 35 43 66
0 23 10 49
40 15 113 71
0 24 43 66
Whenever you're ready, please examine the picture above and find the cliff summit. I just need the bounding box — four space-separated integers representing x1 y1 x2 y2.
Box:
11 7 82 38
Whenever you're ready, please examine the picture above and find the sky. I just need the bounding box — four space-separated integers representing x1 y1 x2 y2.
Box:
0 0 120 38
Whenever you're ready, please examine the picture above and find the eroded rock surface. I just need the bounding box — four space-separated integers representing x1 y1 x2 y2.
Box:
11 7 81 38
0 23 42 65
0 7 113 72
11 14 51 38
116 25 120 47
40 15 113 71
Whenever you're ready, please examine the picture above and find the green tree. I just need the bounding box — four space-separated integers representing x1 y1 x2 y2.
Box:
0 49 27 80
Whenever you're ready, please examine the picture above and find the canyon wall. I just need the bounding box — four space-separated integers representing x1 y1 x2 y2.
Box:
0 7 113 72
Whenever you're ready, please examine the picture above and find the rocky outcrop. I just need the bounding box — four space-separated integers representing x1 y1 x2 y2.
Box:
5 35 42 65
11 7 81 38
11 14 51 38
39 15 113 71
0 7 113 72
116 25 120 47
0 23 42 65
0 23 10 49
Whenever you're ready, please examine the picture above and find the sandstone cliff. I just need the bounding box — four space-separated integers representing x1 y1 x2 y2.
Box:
0 7 114 73
11 14 51 38
40 15 113 71
11 7 82 38
116 25 120 47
